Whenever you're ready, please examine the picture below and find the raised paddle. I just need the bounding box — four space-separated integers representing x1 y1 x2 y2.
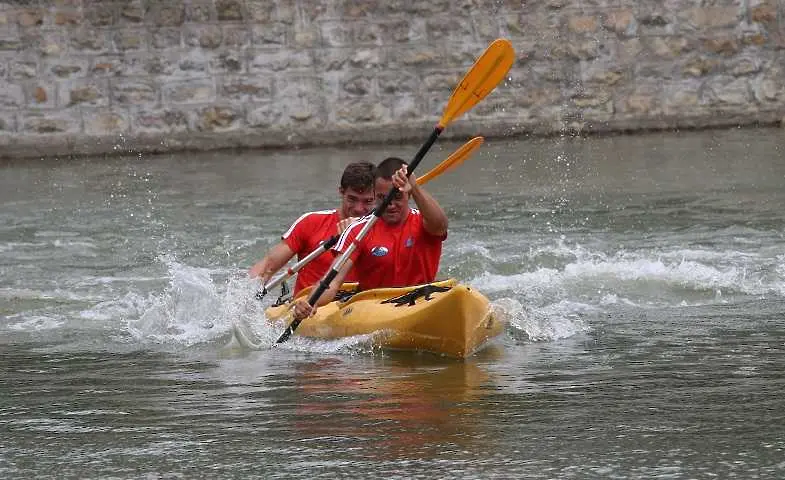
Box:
275 39 514 344
255 136 485 301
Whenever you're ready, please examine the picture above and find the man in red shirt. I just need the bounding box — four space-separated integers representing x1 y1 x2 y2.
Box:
249 161 376 294
293 157 448 319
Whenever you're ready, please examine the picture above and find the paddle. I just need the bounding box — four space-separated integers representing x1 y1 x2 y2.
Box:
255 136 484 301
275 38 514 344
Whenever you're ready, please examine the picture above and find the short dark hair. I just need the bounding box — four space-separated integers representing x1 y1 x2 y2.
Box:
340 161 375 192
375 157 407 180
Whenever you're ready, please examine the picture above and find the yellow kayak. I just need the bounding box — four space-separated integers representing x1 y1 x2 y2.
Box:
266 279 505 358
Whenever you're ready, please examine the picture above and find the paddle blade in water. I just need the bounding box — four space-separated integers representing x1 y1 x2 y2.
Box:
416 136 484 186
438 38 515 129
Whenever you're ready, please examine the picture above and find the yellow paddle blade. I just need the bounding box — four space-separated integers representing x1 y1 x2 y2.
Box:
438 39 515 129
417 136 484 186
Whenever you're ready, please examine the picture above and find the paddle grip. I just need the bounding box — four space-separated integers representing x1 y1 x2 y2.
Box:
275 267 338 343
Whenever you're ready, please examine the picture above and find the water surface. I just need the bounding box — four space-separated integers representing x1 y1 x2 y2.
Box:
2 128 785 478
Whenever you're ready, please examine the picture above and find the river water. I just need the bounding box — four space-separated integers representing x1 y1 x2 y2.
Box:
1 127 784 478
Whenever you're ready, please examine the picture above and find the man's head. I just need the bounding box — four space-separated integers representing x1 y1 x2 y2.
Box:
339 161 376 218
374 157 409 225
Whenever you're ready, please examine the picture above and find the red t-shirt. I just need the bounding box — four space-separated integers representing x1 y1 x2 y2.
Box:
333 209 445 291
282 209 358 294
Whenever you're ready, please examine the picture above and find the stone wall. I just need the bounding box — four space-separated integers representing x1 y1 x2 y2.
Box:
0 0 783 159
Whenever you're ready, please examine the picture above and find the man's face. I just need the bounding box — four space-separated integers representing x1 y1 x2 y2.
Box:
374 177 408 225
340 187 375 217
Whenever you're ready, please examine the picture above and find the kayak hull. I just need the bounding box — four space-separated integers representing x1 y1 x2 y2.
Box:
266 279 504 358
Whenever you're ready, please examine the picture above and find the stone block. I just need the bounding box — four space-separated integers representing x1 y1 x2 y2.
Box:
21 109 81 134
377 71 420 95
70 27 111 53
472 15 501 41
0 82 25 107
292 24 319 48
0 112 16 132
186 104 238 132
246 102 283 128
661 81 701 116
353 22 383 45
133 107 189 133
177 51 210 76
186 1 216 22
91 53 180 77
111 79 159 105
32 29 69 57
750 2 777 25
222 25 250 47
217 76 273 101
163 79 215 104
380 19 427 43
703 36 740 56
729 56 763 76
422 71 463 93
333 99 389 124
54 10 83 26
321 21 353 47
754 76 785 103
250 23 288 45
602 9 636 37
387 45 445 68
83 107 130 134
59 79 110 107
636 6 677 36
281 99 323 124
119 1 145 23
339 73 374 97
348 48 382 69
340 0 383 18
396 0 452 16
246 0 276 22
21 82 56 108
184 24 222 48
0 26 21 51
145 1 185 27
149 27 182 49
381 93 424 120
249 48 313 72
216 0 246 21
682 55 720 77
274 74 323 103
9 57 38 79
114 28 147 51
84 3 116 27
702 76 751 106
208 51 245 73
16 9 45 28
680 7 741 31
426 16 475 42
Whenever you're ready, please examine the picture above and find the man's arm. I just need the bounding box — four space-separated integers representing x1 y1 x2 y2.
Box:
292 259 354 319
396 166 448 236
248 241 296 284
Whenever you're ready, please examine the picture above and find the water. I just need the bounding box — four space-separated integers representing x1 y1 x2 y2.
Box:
2 127 785 478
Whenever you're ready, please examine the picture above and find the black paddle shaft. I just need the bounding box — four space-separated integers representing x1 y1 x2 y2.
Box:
275 127 443 344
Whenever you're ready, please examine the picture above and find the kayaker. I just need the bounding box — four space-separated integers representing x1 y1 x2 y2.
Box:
248 161 376 294
292 157 448 320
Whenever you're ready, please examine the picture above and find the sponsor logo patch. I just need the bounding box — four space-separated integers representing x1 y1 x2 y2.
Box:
371 246 389 257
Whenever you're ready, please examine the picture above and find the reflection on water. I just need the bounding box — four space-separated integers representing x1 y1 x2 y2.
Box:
287 356 491 460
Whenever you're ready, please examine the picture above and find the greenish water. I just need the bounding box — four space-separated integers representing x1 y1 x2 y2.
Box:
1 128 785 478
